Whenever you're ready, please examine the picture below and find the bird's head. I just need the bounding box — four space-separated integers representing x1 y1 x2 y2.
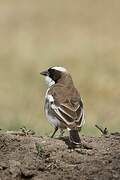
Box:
40 66 69 87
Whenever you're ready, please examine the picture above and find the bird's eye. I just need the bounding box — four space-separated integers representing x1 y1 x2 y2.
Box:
48 68 61 83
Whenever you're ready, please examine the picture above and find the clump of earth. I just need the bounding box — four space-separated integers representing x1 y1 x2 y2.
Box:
0 131 120 180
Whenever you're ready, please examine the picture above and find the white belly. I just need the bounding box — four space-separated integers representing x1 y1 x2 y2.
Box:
45 106 61 128
45 90 66 129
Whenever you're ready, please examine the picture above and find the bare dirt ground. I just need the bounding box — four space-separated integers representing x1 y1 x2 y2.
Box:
0 131 120 180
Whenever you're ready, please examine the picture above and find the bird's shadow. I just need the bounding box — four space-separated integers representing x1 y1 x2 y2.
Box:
56 136 93 150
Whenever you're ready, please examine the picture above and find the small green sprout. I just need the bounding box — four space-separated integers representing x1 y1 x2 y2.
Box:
35 142 44 154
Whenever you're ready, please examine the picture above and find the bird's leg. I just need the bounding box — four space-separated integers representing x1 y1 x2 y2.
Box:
51 127 58 138
59 129 65 138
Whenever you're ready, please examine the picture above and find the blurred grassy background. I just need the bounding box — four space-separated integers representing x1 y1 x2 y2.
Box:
0 0 120 136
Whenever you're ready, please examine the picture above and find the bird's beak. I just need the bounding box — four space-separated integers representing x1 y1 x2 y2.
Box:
40 70 49 76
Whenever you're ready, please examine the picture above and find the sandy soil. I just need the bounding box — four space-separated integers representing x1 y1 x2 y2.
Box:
0 132 120 180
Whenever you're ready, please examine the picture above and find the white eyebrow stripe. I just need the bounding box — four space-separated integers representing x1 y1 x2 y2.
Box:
52 66 67 72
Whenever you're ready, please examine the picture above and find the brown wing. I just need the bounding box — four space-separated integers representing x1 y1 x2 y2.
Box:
48 84 84 128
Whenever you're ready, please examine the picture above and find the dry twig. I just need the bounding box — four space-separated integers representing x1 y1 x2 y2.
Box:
95 124 109 135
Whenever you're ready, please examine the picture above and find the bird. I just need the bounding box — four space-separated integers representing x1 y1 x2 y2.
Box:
40 66 85 145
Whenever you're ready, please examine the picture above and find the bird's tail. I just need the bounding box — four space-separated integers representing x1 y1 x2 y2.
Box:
69 129 81 145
